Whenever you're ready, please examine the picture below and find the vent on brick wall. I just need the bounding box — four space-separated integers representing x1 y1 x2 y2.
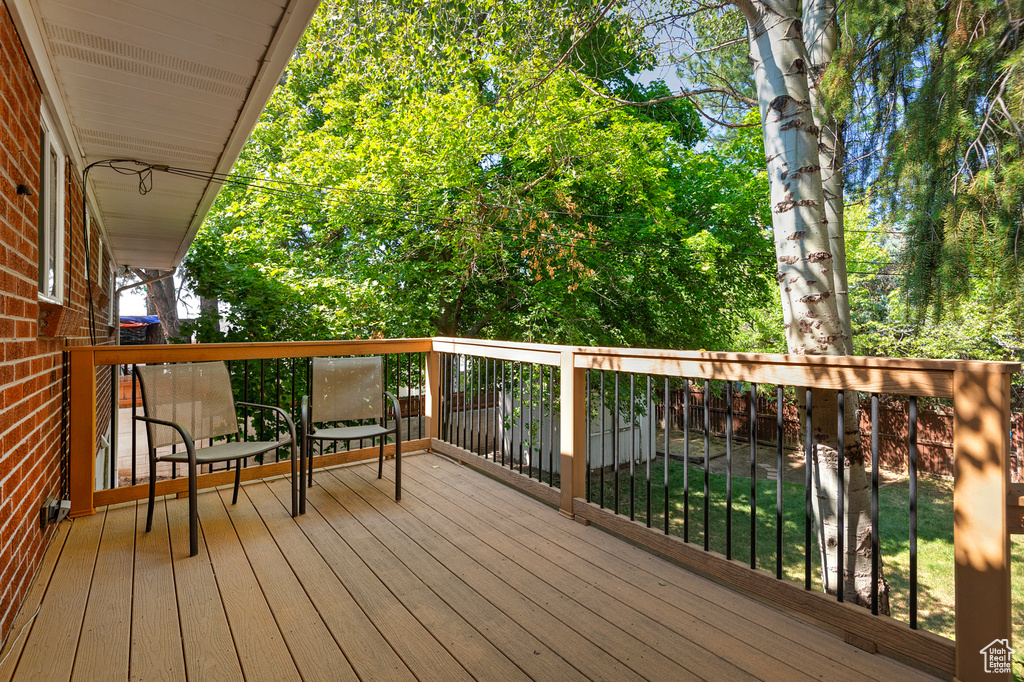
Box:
43 21 251 98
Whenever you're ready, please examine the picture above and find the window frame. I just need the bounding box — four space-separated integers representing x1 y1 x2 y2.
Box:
38 108 66 303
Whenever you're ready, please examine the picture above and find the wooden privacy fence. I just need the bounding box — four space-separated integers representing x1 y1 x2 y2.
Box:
66 338 1018 682
664 388 963 477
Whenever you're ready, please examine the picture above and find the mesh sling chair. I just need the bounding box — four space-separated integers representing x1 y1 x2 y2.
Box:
135 361 299 556
300 356 402 511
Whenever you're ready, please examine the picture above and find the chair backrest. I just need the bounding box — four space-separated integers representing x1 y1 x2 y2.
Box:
311 356 383 423
136 361 239 448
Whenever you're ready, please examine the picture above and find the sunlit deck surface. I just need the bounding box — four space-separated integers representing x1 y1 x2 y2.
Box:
1 453 938 682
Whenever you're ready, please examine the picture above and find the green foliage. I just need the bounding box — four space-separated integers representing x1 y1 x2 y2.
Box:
830 0 1024 329
184 0 774 349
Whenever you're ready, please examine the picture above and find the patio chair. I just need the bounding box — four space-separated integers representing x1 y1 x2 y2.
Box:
135 361 299 557
300 356 402 512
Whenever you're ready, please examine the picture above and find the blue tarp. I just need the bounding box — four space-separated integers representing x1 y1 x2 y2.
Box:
119 315 160 326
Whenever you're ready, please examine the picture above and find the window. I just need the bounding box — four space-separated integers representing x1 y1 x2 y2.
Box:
38 110 65 301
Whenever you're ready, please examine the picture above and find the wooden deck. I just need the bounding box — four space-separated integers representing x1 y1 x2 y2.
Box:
1 453 939 682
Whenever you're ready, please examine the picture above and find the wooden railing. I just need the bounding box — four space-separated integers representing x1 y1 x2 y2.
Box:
67 337 1017 681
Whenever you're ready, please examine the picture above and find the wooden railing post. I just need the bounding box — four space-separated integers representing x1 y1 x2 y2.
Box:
68 347 97 517
953 366 1012 681
425 348 441 441
559 350 585 518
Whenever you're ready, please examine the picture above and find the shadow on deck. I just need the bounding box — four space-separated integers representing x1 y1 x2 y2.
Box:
0 453 938 681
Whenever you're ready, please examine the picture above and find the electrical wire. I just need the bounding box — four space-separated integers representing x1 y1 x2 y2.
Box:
88 158 904 279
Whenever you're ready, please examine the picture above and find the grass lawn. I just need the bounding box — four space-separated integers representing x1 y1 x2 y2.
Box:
586 457 1024 675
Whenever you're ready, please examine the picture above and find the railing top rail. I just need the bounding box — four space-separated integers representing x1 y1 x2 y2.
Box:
571 345 1020 374
77 338 434 365
432 337 563 366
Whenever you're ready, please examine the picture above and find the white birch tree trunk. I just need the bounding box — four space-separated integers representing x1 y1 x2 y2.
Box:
736 0 889 613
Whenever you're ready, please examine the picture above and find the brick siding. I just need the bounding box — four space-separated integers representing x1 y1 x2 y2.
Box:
0 0 115 647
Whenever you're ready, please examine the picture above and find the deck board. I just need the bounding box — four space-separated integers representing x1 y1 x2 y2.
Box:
0 521 70 682
130 498 186 682
11 511 103 682
376 460 754 681
3 453 943 682
265 478 476 682
165 487 244 682
406 456 940 682
324 466 588 682
217 487 358 682
245 481 419 682
71 504 135 682
197 491 301 682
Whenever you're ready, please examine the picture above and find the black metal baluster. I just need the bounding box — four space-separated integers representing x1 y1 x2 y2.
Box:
837 390 845 603
586 371 592 501
664 376 670 535
477 356 484 456
909 395 918 628
483 358 490 460
704 379 711 551
549 366 555 486
614 373 620 515
275 358 281 459
600 371 606 508
726 380 733 560
243 359 250 467
109 366 116 490
131 365 138 485
629 373 636 521
462 355 469 450
259 359 266 443
532 364 540 475
804 387 813 590
454 355 461 448
419 352 424 439
537 364 544 479
407 352 412 442
683 378 689 542
467 355 473 452
776 386 784 580
646 375 652 528
871 393 880 615
444 354 452 443
499 360 506 465
518 362 525 474
750 383 757 570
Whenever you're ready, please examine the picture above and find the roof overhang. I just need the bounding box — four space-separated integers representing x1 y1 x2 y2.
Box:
7 0 319 270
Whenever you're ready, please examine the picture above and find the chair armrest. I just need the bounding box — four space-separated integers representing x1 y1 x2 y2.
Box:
384 391 402 443
236 401 298 446
132 415 197 464
299 395 315 436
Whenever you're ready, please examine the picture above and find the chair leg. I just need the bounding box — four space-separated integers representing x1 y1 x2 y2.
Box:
232 459 241 505
146 457 156 532
299 436 307 515
395 435 401 502
307 439 315 488
188 462 199 557
290 441 298 518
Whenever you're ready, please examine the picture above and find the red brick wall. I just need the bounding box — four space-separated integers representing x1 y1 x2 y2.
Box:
0 0 114 648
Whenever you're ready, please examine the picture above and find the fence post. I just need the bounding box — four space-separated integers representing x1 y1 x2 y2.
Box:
68 347 97 517
559 350 585 518
425 348 441 442
953 366 1012 681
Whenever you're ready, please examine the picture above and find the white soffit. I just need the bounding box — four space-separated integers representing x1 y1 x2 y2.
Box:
26 0 319 269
